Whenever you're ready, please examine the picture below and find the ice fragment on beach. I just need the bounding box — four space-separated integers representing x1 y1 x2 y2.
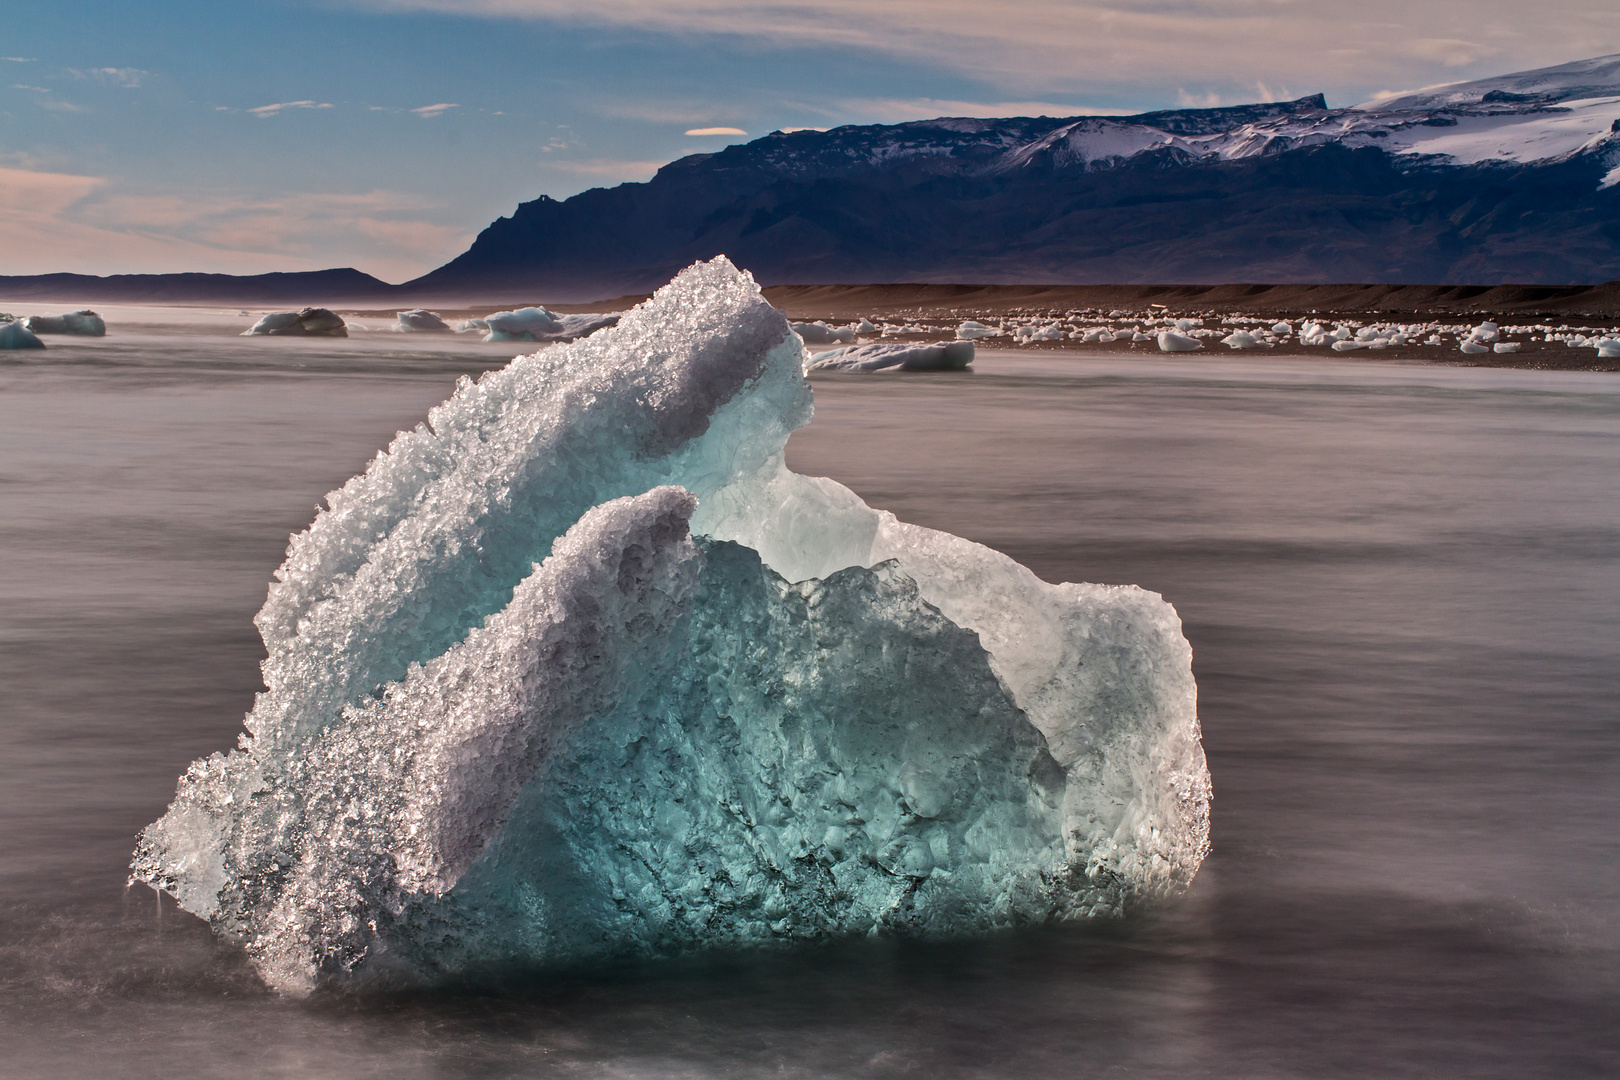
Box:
132 256 1209 992
956 320 1000 339
1158 331 1202 352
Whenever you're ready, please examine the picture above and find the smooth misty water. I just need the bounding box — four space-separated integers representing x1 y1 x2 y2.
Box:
1 315 1616 1079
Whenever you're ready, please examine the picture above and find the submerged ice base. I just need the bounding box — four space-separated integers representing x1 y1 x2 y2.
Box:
133 257 1210 993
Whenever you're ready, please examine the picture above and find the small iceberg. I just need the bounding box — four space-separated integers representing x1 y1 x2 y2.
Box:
245 308 348 337
0 318 46 350
22 309 106 336
806 340 975 372
396 309 452 332
132 257 1209 995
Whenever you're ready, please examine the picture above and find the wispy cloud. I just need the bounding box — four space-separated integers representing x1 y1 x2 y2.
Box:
340 0 1620 103
245 100 335 117
684 126 746 136
69 67 151 87
10 84 89 112
1 57 35 63
410 102 458 117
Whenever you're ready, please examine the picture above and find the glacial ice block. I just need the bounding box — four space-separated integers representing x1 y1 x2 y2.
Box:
133 256 1210 993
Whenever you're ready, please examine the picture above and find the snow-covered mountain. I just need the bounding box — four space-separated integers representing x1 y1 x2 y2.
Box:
410 56 1620 296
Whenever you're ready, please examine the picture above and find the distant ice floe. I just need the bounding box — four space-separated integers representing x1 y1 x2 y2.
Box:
396 309 453 333
245 308 347 337
806 340 975 372
131 257 1209 994
480 307 620 343
22 309 106 336
790 320 856 345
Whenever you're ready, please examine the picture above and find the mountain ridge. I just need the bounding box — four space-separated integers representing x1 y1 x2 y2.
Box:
3 55 1618 305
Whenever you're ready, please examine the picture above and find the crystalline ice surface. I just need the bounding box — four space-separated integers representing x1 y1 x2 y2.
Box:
806 341 974 372
132 256 1210 994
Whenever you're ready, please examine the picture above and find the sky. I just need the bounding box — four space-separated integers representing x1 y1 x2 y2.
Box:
2 1 1618 282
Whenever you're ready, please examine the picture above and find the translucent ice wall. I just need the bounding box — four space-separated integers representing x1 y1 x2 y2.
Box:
132 257 1210 994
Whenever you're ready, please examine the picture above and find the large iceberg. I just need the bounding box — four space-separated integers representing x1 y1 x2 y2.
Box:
132 257 1209 994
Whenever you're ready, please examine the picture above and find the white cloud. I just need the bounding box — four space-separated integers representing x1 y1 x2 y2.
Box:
246 100 335 117
684 126 746 135
69 67 151 87
410 102 458 117
338 0 1620 102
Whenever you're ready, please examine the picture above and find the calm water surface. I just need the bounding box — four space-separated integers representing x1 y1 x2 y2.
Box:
1 316 1615 1078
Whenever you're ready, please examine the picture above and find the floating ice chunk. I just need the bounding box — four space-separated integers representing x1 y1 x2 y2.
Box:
1493 342 1521 353
1173 318 1201 332
1132 331 1154 342
22 309 105 336
132 256 1209 993
791 321 855 345
245 308 347 337
1221 332 1261 349
396 309 452 332
1158 331 1202 352
482 309 620 344
0 319 46 349
854 318 878 334
1460 340 1491 354
1331 339 1367 351
1469 322 1500 342
1595 338 1620 357
1271 322 1292 334
486 307 560 335
806 341 974 372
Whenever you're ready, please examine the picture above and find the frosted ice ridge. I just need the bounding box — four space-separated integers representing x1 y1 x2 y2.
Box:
807 341 975 372
132 256 1210 995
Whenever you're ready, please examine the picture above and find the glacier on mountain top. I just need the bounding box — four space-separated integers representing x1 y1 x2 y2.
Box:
131 257 1210 994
